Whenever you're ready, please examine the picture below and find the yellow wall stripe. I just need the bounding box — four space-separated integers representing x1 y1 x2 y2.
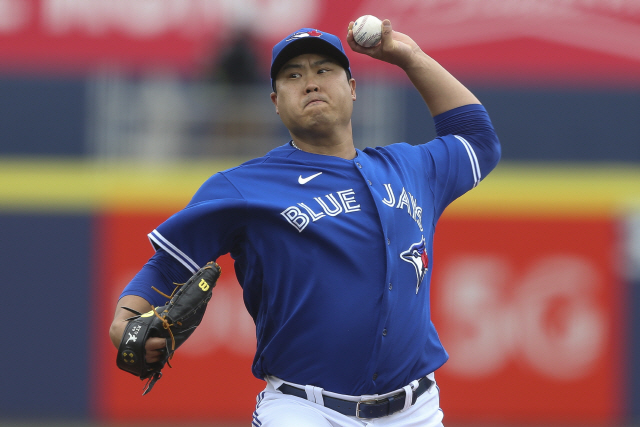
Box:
449 163 640 217
0 158 241 213
1 159 639 216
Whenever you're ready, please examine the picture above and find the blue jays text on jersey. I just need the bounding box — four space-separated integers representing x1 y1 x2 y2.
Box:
121 104 501 397
281 183 424 234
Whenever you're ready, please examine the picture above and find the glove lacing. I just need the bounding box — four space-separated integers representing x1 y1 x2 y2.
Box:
149 282 186 359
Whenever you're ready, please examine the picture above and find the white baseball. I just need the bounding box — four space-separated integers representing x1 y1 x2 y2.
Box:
352 15 382 48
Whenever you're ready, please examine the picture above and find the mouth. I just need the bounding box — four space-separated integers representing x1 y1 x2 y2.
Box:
305 99 327 108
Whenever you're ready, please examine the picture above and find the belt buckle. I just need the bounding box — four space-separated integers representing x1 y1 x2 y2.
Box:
355 398 384 419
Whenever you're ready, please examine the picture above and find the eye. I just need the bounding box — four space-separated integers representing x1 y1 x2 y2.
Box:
289 72 301 79
317 68 329 74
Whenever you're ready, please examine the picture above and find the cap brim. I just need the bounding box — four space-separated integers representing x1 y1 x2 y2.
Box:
270 37 350 81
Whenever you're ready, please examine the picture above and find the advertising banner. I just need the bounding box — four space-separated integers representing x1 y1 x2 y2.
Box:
431 216 623 424
2 0 640 85
92 211 624 424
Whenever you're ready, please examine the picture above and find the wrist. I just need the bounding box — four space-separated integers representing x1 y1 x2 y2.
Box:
399 49 431 73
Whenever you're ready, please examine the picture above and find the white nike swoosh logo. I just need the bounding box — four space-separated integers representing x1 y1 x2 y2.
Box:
298 172 322 184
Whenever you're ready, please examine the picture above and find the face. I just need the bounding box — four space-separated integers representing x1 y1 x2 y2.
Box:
270 53 356 138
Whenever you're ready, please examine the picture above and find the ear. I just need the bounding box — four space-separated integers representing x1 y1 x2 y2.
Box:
270 91 279 114
349 78 356 101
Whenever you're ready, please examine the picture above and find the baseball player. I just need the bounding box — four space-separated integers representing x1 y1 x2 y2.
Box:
110 19 501 426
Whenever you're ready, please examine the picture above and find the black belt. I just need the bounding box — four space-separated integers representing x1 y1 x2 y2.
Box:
277 376 433 419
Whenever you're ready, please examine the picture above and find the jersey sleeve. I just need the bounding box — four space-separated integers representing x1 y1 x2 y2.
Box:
148 172 247 273
381 104 500 219
119 248 192 307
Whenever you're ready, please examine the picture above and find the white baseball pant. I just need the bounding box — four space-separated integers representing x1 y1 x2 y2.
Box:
252 373 444 427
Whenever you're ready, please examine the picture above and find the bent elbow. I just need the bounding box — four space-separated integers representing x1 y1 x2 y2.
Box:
475 131 501 179
489 132 502 169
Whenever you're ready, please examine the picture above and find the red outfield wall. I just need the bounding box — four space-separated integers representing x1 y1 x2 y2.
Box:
3 0 640 87
92 212 624 425
431 217 624 424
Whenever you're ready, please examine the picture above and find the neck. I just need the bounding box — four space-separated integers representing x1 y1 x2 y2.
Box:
289 125 357 160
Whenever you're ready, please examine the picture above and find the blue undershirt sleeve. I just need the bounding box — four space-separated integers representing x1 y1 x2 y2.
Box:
433 103 501 180
433 104 496 138
119 248 193 307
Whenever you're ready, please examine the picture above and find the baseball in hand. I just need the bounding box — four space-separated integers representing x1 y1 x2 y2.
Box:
352 15 382 47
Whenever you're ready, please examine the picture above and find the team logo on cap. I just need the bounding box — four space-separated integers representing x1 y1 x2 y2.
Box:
400 237 429 294
286 29 323 41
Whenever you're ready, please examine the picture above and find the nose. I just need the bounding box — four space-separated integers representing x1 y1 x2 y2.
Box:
305 76 319 93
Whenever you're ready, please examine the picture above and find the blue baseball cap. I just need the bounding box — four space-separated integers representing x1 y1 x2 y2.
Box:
270 28 351 91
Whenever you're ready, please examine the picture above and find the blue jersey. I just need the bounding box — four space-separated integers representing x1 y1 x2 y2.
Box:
133 104 500 396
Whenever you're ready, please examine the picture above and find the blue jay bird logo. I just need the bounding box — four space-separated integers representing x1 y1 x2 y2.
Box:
400 237 429 294
286 29 323 41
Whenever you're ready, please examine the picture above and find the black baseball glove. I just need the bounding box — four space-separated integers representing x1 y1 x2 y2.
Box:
116 261 221 394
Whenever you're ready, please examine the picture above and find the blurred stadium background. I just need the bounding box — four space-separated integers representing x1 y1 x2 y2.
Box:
1 0 639 426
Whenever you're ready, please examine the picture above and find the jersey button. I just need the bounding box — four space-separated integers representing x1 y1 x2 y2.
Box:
356 162 362 168
387 238 391 245
368 180 372 186
388 283 392 290
372 373 378 380
382 329 387 336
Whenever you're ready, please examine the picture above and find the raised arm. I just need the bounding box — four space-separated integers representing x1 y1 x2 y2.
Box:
347 19 480 116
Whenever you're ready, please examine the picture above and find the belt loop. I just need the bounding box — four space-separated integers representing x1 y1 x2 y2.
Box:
313 386 324 406
402 384 413 411
404 379 420 410
304 385 316 403
304 385 325 406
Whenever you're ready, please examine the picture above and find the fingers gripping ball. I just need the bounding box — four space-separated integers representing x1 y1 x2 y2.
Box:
116 261 221 394
352 15 383 47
